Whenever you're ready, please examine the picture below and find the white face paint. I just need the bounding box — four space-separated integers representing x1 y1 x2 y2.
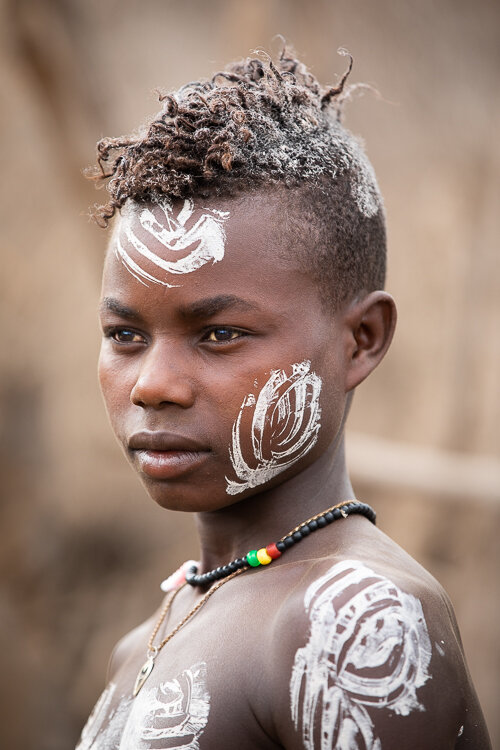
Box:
114 198 230 286
76 663 210 750
226 360 322 495
290 560 432 750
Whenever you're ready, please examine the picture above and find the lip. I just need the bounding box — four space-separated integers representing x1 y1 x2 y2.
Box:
128 431 210 480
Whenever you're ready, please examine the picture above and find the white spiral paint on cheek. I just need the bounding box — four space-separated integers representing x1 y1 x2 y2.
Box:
290 560 432 750
226 360 322 495
114 198 229 286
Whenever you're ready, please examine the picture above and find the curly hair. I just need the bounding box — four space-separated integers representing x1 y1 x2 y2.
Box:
90 47 386 308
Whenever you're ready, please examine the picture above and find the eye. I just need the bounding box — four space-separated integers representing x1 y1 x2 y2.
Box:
105 327 146 344
204 327 244 343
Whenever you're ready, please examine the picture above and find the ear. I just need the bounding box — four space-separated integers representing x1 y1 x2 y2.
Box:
343 291 397 392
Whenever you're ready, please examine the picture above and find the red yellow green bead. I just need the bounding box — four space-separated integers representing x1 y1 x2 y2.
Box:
266 543 282 559
246 550 260 567
256 548 272 565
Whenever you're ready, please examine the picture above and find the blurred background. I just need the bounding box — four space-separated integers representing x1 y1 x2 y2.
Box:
0 0 499 747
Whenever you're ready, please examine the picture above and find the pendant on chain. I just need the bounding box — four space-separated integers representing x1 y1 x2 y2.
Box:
133 656 155 697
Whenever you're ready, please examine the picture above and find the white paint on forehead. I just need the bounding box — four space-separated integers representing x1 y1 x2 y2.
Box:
290 559 432 750
226 360 322 495
75 662 210 750
114 198 229 286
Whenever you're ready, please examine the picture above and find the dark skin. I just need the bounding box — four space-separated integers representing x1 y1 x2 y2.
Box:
85 191 491 749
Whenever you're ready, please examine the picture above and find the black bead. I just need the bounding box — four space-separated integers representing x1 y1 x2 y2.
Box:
236 558 247 568
228 561 238 572
276 541 286 552
300 524 311 535
185 571 196 583
316 516 327 528
332 509 342 520
283 536 295 548
308 519 318 531
324 512 334 523
292 530 303 542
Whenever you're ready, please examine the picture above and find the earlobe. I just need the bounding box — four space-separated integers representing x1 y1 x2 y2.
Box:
344 291 397 392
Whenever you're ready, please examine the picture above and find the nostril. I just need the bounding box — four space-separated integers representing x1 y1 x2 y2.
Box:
130 369 195 410
130 393 145 408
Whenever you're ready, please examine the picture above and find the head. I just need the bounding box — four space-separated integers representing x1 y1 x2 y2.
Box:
94 48 396 512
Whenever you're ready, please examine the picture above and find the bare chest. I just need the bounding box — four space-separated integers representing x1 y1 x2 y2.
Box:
76 588 280 750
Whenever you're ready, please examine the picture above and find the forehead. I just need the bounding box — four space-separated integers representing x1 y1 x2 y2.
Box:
112 192 292 266
103 192 322 315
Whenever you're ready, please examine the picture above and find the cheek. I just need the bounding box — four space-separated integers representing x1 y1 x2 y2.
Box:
225 360 323 495
316 377 345 438
97 350 130 426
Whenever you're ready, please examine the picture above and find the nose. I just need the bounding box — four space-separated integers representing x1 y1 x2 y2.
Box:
130 342 195 410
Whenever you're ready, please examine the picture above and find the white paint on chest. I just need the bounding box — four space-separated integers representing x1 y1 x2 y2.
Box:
226 360 322 495
76 662 210 750
290 559 432 750
77 682 118 749
115 199 229 286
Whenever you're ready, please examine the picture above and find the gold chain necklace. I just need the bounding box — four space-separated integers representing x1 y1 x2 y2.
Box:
132 499 375 697
133 567 245 696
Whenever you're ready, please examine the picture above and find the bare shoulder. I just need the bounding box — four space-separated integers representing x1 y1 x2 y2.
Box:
263 524 491 749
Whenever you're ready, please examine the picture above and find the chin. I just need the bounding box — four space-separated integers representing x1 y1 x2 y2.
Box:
141 478 238 514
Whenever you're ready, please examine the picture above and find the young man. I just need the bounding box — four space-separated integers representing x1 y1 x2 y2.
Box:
78 50 491 748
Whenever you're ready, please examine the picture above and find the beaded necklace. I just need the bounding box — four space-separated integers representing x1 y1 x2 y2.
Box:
132 499 375 697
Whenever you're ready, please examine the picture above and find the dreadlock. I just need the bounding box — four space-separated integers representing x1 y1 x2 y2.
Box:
90 47 386 308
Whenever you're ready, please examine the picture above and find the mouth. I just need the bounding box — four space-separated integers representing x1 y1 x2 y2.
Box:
128 431 211 480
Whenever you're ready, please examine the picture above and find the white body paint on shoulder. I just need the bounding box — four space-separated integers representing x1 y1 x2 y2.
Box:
114 198 229 286
290 560 432 750
76 662 210 750
226 360 322 495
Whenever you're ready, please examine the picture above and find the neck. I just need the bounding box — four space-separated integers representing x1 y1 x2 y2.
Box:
195 435 354 573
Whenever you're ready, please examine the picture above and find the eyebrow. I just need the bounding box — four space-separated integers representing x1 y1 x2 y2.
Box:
178 294 260 319
100 297 143 321
100 294 259 321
